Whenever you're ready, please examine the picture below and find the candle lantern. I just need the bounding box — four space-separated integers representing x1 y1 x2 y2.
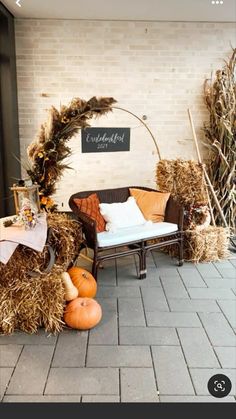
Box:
10 182 41 215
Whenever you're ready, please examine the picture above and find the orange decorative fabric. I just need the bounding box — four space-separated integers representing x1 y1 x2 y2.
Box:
129 188 170 222
73 193 106 232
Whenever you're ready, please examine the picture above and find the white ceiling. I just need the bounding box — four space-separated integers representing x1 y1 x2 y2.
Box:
1 0 236 21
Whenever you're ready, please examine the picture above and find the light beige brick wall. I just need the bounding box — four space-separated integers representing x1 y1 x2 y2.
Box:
15 19 235 210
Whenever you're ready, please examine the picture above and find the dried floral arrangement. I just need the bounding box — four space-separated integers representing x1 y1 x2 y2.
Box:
203 48 236 232
27 96 117 210
0 213 82 334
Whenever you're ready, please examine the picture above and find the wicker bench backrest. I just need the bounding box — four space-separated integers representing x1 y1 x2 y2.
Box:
69 186 157 211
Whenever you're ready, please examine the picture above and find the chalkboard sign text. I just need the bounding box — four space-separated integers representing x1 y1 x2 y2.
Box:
81 128 130 153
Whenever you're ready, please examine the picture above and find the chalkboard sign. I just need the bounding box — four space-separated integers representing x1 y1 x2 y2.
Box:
81 128 130 153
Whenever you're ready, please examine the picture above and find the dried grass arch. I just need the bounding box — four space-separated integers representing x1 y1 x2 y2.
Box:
27 97 161 210
102 105 161 159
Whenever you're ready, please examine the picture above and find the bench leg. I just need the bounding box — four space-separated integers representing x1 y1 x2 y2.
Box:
178 235 184 267
138 244 147 279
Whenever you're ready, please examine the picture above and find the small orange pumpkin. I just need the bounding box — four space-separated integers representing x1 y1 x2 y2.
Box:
67 267 97 298
64 297 102 330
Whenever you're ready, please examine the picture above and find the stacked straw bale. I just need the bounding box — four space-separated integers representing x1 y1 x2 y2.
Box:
156 159 229 262
0 213 82 335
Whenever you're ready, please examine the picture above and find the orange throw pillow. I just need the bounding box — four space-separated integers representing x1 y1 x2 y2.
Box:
73 193 106 233
129 188 170 222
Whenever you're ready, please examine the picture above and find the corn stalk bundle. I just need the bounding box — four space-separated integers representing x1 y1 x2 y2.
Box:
203 48 236 232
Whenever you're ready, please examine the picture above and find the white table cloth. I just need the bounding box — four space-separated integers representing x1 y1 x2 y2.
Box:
0 212 47 264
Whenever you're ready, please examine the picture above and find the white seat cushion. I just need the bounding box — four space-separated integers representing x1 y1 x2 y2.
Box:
97 221 178 247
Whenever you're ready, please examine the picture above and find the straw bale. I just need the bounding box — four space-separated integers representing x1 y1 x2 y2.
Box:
0 213 83 335
155 226 229 263
156 159 208 206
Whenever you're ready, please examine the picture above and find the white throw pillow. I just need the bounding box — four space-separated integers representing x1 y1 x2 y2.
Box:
99 197 146 232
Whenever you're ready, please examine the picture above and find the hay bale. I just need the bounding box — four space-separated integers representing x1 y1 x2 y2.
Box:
156 159 208 206
158 227 229 263
184 227 229 262
0 213 83 335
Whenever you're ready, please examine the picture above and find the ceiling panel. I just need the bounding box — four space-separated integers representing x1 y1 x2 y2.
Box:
1 0 236 21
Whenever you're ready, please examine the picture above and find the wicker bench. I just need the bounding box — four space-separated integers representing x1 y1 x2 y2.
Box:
69 186 184 280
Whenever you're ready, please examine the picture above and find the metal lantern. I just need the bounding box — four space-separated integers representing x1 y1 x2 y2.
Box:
10 183 41 215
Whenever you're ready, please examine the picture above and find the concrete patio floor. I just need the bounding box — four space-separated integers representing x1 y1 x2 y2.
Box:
1 251 236 403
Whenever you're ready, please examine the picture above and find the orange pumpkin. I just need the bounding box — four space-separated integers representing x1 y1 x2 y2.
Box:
64 297 102 330
67 267 97 298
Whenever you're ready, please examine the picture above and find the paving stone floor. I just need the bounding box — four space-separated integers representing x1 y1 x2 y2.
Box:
1 251 236 403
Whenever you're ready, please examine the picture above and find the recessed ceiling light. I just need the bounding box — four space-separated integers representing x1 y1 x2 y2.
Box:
16 0 21 7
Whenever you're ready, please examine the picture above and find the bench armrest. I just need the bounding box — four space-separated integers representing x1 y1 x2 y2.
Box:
73 210 98 250
164 196 184 230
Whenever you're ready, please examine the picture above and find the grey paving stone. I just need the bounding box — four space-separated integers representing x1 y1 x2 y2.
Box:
177 328 220 368
214 347 236 368
214 260 235 269
178 269 207 288
52 329 88 367
0 330 57 345
156 267 180 277
146 312 201 327
199 313 236 346
217 300 236 328
189 368 236 395
121 368 159 402
86 345 152 367
6 345 54 395
213 265 236 279
116 256 137 280
0 368 13 400
160 276 189 299
151 251 173 263
3 395 82 402
229 259 236 268
89 311 118 345
142 253 157 269
178 262 199 270
188 288 236 300
82 395 120 402
204 277 236 290
160 395 235 402
45 368 119 395
118 297 146 326
96 297 117 312
119 326 179 345
118 269 161 287
96 286 140 298
0 345 22 367
141 287 169 312
98 260 117 286
169 299 220 313
196 263 222 278
152 346 194 395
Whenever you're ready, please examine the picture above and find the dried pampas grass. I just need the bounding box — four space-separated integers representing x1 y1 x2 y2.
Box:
27 96 117 209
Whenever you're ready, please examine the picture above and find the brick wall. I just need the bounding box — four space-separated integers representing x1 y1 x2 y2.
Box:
15 19 235 210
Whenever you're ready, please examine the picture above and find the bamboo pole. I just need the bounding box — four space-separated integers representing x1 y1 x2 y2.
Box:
187 109 228 228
